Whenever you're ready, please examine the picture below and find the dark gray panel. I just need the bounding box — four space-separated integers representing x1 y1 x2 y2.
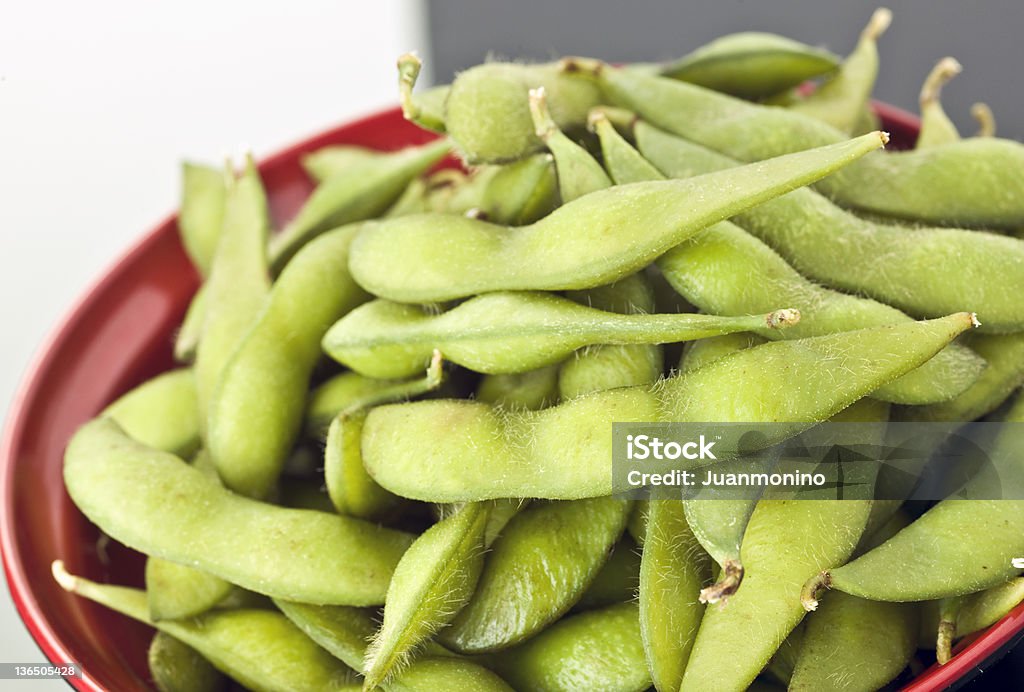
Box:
426 0 1023 140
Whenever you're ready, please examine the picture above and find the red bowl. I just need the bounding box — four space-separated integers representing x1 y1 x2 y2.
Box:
2 104 1021 691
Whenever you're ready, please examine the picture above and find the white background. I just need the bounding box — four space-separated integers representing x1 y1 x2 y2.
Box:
0 2 427 687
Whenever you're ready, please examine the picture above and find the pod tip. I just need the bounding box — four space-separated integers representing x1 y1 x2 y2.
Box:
920 57 962 106
970 313 981 329
878 130 891 146
52 560 76 592
800 570 832 611
766 308 801 329
698 559 744 605
865 8 894 40
971 103 996 137
1011 558 1024 569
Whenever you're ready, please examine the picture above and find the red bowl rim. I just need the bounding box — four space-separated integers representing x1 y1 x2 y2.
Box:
3 102 1023 692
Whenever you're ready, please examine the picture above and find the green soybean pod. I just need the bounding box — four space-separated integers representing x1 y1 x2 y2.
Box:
269 138 450 271
65 419 413 605
916 57 964 149
209 225 370 499
484 602 649 692
441 497 631 652
789 8 891 133
574 538 641 610
444 61 602 164
323 292 797 379
582 59 1024 229
680 500 872 692
658 33 839 99
148 631 225 692
634 121 1024 332
305 358 444 439
803 394 1024 607
302 146 381 184
54 563 359 691
476 366 561 410
363 503 489 689
639 500 710 692
442 154 559 226
680 333 766 373
102 368 200 461
896 332 1024 422
558 274 664 399
363 314 976 502
657 220 986 404
179 162 227 278
529 86 611 202
594 115 984 404
397 52 449 134
348 132 888 303
690 397 890 606
789 509 918 690
193 156 271 432
173 286 207 364
145 557 233 622
958 578 1024 636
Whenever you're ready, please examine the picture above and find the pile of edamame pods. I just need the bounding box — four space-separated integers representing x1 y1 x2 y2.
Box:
56 8 1024 691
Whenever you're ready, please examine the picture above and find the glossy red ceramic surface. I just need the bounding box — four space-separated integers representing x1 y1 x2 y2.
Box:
1 104 1020 691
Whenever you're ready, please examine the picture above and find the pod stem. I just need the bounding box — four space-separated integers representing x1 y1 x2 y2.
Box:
765 308 801 330
971 103 997 137
919 57 962 108
587 106 638 135
699 559 744 605
936 619 956 665
558 56 605 77
397 52 423 121
528 87 557 140
862 7 893 41
800 570 832 611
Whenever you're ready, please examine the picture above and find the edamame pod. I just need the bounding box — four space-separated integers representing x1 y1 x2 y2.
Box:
270 139 450 270
323 291 797 378
575 538 641 610
209 226 370 499
348 132 888 303
593 116 984 403
305 358 444 439
54 563 360 691
145 557 233 622
638 500 710 692
65 418 413 604
581 59 1024 229
789 8 891 133
442 497 631 652
484 602 650 692
444 61 602 163
364 503 489 689
635 121 1024 332
302 146 381 184
789 509 918 690
173 286 207 363
179 162 227 278
476 366 561 410
193 156 271 432
363 314 976 501
896 332 1024 422
558 274 663 399
148 631 225 692
679 500 872 691
529 86 611 202
916 57 963 149
102 368 200 460
442 154 559 226
658 32 839 99
803 394 1024 607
